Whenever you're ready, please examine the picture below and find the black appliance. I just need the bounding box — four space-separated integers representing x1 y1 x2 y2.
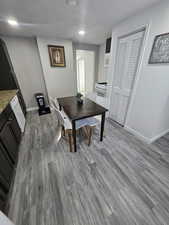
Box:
105 37 112 53
35 93 50 116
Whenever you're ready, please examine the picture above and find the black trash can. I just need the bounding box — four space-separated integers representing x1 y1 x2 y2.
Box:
35 93 50 116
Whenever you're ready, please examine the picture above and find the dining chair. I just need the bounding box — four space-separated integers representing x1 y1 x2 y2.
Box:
53 106 90 152
51 97 100 148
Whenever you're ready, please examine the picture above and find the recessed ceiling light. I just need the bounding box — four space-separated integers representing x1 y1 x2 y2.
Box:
66 0 78 6
78 30 85 36
7 19 19 26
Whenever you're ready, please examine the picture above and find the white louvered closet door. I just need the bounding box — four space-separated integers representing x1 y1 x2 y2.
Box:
110 30 144 125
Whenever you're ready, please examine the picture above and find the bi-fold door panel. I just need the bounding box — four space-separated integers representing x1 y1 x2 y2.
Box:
110 30 144 125
110 40 128 122
123 33 144 91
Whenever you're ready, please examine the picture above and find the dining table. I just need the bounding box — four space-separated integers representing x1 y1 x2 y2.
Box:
57 96 108 152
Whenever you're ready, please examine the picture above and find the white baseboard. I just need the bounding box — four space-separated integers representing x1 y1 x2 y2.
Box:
26 107 38 112
125 126 151 144
149 128 169 143
125 126 169 144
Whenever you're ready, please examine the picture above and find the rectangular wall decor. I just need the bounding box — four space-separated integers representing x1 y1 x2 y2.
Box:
48 45 66 67
149 33 169 64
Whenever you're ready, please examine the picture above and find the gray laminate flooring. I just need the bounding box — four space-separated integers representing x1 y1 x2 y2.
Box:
154 132 169 149
8 111 169 225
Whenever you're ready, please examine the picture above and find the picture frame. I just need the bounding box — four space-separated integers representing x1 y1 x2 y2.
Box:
48 45 66 67
149 32 169 64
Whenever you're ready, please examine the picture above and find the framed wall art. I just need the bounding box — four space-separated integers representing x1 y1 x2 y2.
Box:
149 33 169 64
48 45 66 67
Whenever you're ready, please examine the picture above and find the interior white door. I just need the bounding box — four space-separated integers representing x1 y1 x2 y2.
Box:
76 50 95 95
110 30 144 125
77 58 85 94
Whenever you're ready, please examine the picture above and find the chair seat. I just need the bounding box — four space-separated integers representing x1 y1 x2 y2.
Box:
61 110 99 130
86 117 99 127
61 111 89 130
76 118 88 130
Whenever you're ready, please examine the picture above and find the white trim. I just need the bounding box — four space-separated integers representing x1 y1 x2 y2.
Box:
125 126 169 144
150 129 169 143
125 126 151 144
36 38 50 105
26 107 38 112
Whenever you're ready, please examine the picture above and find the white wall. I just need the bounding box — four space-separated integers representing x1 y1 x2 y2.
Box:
98 43 106 82
37 37 77 98
109 0 169 143
2 36 47 109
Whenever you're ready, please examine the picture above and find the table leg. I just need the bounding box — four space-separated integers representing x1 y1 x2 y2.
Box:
72 120 77 152
100 112 106 141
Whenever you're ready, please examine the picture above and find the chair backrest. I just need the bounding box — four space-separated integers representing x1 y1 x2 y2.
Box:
49 96 54 108
49 96 59 109
53 106 65 126
54 98 59 109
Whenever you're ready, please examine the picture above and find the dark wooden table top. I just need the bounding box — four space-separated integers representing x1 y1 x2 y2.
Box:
57 96 108 121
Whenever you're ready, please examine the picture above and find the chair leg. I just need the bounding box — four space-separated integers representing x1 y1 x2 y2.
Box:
88 127 93 146
68 130 73 152
62 126 66 136
82 126 89 139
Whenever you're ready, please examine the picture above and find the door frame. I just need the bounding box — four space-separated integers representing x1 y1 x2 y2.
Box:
110 23 151 127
